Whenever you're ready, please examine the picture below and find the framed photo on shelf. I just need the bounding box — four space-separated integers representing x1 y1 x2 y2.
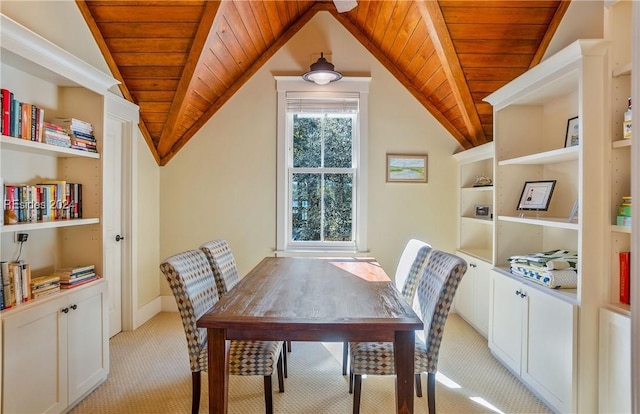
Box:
568 199 579 222
386 154 428 183
517 180 557 211
564 116 579 147
473 204 492 219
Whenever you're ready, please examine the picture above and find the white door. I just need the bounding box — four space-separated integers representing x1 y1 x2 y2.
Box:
103 115 123 337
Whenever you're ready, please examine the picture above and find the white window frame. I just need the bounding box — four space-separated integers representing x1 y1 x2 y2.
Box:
275 76 370 254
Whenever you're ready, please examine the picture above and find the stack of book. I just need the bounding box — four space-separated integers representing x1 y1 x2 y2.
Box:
43 121 71 148
53 264 98 289
616 196 632 227
55 117 97 153
31 274 61 299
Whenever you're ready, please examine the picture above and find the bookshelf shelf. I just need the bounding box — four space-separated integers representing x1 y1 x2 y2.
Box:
497 215 580 230
498 146 579 166
0 135 100 159
0 218 99 233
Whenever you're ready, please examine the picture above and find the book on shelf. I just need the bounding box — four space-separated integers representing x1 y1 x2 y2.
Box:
1 88 10 135
31 274 60 298
619 251 631 305
1 261 12 308
6 261 31 305
3 182 83 223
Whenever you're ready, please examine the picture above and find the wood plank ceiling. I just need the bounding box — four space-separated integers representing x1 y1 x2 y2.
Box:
76 0 569 166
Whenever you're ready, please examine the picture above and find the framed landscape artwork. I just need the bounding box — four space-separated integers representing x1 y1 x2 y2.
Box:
386 154 428 183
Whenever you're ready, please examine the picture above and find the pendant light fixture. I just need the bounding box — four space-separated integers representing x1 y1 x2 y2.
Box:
302 52 343 85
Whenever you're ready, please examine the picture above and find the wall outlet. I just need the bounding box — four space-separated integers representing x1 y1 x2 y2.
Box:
15 232 28 243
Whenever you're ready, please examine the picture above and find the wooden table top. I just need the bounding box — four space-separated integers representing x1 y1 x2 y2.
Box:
197 257 423 339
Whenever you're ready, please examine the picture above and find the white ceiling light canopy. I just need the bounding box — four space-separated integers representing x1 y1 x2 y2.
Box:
333 0 358 13
302 52 343 85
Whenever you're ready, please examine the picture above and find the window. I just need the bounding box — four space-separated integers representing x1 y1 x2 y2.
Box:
276 77 370 253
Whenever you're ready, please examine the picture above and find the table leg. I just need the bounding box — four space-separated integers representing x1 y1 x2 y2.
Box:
394 330 415 414
208 328 229 414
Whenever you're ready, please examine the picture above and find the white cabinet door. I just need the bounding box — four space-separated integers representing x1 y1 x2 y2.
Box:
599 308 631 413
67 282 108 403
3 298 67 414
488 270 523 374
523 288 577 413
474 259 491 336
454 252 475 322
455 252 491 337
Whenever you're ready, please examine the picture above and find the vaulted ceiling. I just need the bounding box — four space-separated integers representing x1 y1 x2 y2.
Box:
76 0 569 166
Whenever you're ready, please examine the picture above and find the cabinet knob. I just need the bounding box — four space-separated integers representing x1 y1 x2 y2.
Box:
70 304 78 311
61 307 69 314
115 234 124 242
469 262 477 268
515 289 521 296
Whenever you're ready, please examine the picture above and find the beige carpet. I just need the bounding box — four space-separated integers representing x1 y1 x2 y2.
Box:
70 312 552 413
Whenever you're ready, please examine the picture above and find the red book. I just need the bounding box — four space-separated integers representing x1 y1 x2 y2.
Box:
0 88 10 135
619 251 630 305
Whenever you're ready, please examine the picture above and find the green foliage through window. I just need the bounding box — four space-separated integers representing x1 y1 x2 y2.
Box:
290 114 354 242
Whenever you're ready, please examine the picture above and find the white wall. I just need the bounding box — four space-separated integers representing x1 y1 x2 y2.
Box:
159 12 461 296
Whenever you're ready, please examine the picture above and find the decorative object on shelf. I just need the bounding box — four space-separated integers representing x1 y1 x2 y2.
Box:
302 52 342 85
623 97 632 139
517 180 556 211
616 195 631 227
568 199 579 222
473 174 492 187
385 153 428 183
564 116 579 147
473 204 492 219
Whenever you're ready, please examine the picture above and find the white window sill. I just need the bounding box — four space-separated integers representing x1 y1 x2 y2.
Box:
273 250 371 258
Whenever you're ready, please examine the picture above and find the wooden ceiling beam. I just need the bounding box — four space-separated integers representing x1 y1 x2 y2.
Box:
418 0 486 147
156 1 222 159
159 2 324 165
75 0 161 165
328 4 475 150
530 0 571 68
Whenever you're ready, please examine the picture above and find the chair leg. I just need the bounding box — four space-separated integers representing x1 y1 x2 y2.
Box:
277 350 285 392
282 347 288 378
342 341 348 375
349 368 354 393
287 340 292 352
191 371 201 414
415 372 422 397
264 376 273 414
352 374 362 414
427 372 436 414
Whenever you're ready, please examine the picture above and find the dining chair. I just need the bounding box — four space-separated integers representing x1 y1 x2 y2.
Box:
348 249 467 414
199 239 291 375
160 249 285 414
341 239 432 376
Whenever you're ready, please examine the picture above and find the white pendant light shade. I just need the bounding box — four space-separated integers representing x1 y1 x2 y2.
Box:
302 53 342 85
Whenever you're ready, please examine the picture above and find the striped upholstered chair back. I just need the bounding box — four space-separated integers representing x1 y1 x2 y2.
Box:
160 249 218 374
417 249 468 374
199 239 240 296
396 239 432 308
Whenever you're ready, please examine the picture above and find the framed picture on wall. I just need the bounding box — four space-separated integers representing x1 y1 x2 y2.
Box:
386 154 428 183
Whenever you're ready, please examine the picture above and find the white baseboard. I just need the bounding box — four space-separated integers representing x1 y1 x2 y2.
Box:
134 297 162 329
161 295 178 312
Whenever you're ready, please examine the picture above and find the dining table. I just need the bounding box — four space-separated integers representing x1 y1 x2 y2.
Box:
196 256 424 414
